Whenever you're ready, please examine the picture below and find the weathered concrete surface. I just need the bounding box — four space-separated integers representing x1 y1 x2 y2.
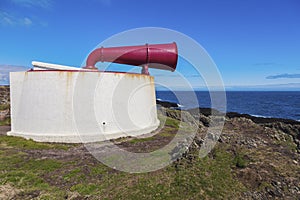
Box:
8 71 159 143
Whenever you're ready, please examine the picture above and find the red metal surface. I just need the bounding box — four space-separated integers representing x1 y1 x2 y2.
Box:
84 42 178 72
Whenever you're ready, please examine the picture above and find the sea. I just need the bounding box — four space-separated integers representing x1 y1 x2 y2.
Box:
156 91 300 121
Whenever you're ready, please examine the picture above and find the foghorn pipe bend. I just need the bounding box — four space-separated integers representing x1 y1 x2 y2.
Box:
84 42 178 72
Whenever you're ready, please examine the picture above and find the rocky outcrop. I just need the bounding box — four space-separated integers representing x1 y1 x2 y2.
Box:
226 111 300 125
0 86 9 105
156 99 179 108
0 86 10 121
162 107 300 199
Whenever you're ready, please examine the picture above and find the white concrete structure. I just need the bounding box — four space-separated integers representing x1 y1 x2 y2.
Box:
8 63 159 143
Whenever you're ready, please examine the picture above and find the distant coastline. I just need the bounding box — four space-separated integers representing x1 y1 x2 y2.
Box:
156 99 300 125
156 90 300 121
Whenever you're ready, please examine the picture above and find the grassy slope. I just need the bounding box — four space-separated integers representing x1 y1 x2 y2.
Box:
0 113 299 199
0 116 247 200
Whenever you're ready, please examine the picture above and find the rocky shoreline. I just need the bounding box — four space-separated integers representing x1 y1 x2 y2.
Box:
157 98 300 125
158 98 300 145
159 106 300 199
0 86 10 122
157 98 300 199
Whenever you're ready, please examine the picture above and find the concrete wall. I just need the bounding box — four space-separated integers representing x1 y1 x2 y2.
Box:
8 71 159 143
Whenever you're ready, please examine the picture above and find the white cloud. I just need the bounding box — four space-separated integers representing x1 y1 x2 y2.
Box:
0 12 15 26
23 17 32 26
0 0 51 27
266 73 300 79
10 0 52 9
2 16 14 25
0 11 33 26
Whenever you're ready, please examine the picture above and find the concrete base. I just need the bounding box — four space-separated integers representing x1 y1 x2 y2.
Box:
7 123 159 143
9 70 159 143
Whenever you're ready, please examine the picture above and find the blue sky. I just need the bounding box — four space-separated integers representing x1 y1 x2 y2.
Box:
0 0 300 90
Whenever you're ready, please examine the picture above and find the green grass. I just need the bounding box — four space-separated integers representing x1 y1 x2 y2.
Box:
0 115 247 199
0 151 62 173
232 150 249 168
281 135 297 152
0 117 10 126
0 134 77 198
164 117 180 128
159 131 175 137
0 104 9 111
0 135 74 150
0 103 10 125
273 137 298 152
157 113 180 129
0 144 246 199
0 149 65 198
63 168 82 181
96 147 245 200
90 164 110 175
125 116 180 144
70 183 99 195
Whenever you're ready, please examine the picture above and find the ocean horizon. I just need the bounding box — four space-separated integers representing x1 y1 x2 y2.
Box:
156 90 300 121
